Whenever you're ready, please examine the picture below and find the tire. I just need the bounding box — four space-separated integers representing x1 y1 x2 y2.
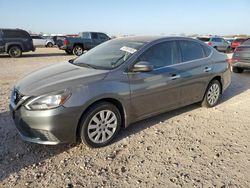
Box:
232 67 244 73
214 46 218 51
73 45 84 56
65 50 73 55
202 80 221 108
46 42 53 47
8 46 22 58
79 102 121 148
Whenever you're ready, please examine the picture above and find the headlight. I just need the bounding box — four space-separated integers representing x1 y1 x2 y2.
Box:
25 90 71 110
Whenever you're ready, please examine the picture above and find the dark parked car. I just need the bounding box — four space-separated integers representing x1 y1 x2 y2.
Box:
59 32 110 56
10 36 231 147
231 38 249 50
231 39 250 73
0 28 35 57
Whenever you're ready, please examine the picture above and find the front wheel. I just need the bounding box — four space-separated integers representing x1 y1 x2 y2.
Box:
8 46 22 58
202 80 221 108
80 102 121 148
73 45 84 56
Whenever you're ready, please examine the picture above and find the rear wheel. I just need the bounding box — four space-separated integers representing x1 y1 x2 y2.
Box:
232 67 244 73
8 46 22 58
202 80 221 108
80 102 121 148
73 45 84 56
46 42 53 47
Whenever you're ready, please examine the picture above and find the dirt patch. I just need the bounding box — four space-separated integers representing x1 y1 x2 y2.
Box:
0 49 249 187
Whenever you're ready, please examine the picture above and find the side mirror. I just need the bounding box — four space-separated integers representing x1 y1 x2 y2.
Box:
131 61 154 72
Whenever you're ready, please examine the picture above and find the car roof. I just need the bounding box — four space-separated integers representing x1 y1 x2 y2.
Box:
113 36 199 43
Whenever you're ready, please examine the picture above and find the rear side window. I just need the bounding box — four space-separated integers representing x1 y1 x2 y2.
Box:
197 37 210 42
81 32 91 39
138 41 178 69
212 38 222 42
31 36 43 39
91 33 98 39
203 45 212 57
3 30 29 38
179 40 204 62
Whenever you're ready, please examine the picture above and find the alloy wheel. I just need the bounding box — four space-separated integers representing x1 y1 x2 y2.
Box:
207 83 220 106
87 110 118 144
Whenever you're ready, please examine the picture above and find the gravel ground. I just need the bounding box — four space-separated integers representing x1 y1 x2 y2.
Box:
0 48 249 188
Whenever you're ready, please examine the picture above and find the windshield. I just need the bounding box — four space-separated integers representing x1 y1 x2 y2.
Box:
73 39 145 70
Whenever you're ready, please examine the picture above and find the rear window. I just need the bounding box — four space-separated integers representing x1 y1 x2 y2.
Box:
179 40 205 62
3 30 29 38
212 38 222 42
197 37 210 42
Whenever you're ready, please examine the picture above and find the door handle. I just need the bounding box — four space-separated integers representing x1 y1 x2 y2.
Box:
204 67 212 72
170 74 180 80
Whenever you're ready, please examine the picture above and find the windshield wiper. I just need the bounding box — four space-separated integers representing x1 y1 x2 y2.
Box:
76 62 97 69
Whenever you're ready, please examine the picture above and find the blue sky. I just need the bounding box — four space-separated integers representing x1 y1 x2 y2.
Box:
1 0 250 36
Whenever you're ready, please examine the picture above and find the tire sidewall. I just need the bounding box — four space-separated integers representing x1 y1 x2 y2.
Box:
9 46 22 58
202 80 221 108
47 42 53 47
73 45 84 56
80 102 121 148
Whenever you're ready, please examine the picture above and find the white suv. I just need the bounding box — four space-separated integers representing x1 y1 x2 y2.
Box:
197 36 231 53
31 35 54 47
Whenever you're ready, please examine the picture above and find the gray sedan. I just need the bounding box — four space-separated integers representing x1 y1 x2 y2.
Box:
10 36 231 147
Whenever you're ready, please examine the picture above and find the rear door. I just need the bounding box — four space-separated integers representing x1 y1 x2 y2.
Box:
91 32 101 47
128 40 182 119
176 40 213 105
32 36 46 46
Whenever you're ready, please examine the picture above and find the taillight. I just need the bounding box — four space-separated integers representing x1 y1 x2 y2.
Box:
208 42 212 46
64 39 69 45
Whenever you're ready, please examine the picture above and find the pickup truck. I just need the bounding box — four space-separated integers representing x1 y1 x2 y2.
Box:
58 32 110 56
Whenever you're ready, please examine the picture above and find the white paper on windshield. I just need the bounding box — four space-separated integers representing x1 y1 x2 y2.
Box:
120 46 137 54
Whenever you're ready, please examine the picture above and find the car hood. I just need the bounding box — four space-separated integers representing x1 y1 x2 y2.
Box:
15 62 109 96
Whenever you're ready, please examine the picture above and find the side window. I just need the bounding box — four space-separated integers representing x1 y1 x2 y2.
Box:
137 41 177 69
98 33 109 40
81 32 91 39
31 36 39 39
179 40 204 62
91 33 98 39
3 30 27 38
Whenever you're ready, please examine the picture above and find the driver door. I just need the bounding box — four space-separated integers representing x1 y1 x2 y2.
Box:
128 40 182 119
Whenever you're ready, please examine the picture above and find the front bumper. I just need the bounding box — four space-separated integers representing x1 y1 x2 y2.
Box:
232 61 250 69
9 103 81 145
